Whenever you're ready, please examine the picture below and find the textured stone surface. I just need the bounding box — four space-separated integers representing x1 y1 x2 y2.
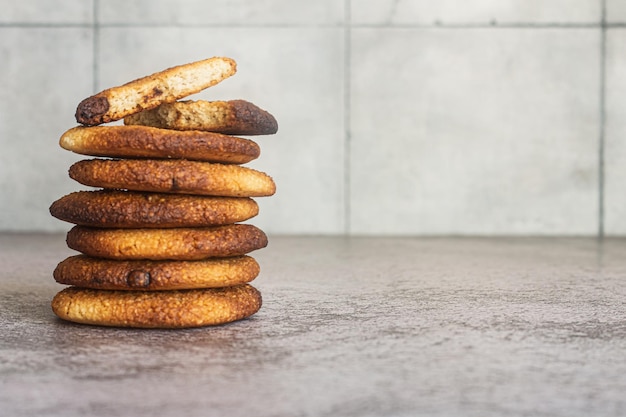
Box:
1 234 626 416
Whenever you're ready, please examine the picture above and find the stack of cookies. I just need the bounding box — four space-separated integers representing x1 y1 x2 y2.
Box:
49 57 277 329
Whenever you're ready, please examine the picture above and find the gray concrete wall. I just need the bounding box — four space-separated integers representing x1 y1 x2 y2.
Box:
1 1 622 236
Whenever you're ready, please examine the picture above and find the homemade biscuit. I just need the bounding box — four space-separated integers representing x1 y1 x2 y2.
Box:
69 159 276 197
75 57 237 126
66 224 268 260
51 284 262 328
60 125 260 164
50 190 259 228
124 99 278 135
54 255 260 290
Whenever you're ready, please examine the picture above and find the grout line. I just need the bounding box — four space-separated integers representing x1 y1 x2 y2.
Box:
599 0 607 238
352 22 602 29
4 22 626 30
0 22 92 28
343 0 352 236
93 22 345 29
93 0 100 93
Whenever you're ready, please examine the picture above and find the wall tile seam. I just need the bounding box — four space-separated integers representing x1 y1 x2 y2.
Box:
92 22 348 29
0 23 93 27
350 22 608 29
6 22 626 29
344 0 351 236
598 0 607 238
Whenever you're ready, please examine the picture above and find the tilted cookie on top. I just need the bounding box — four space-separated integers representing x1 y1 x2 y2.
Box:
75 56 237 125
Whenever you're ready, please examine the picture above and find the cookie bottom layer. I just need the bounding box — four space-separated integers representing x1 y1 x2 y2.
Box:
51 284 261 328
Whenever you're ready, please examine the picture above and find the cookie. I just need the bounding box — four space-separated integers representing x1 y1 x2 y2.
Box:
60 125 260 164
50 190 258 228
51 284 262 328
66 224 268 260
53 255 260 290
69 158 276 197
75 57 237 126
124 99 278 135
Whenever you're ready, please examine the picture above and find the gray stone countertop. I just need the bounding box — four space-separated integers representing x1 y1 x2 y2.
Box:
1 233 626 417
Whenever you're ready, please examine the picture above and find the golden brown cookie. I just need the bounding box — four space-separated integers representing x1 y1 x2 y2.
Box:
69 158 276 197
53 255 260 290
51 284 262 328
124 99 278 135
75 57 237 126
50 190 258 228
66 224 268 260
60 125 260 164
